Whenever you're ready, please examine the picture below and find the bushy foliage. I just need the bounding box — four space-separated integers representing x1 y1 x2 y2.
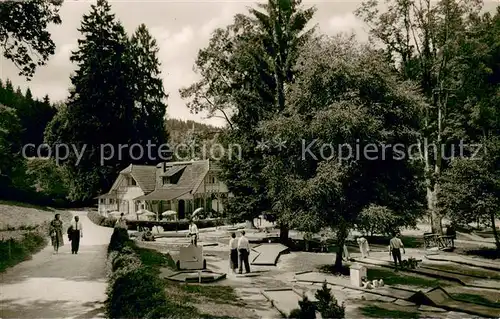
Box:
357 205 399 236
107 227 131 254
0 232 47 272
87 211 116 228
314 281 345 319
289 295 316 318
105 226 168 319
106 266 167 319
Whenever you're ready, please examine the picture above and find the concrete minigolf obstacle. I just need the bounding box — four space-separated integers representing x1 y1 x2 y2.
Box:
251 243 289 266
166 244 226 283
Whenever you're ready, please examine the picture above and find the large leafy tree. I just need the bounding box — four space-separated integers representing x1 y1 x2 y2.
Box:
440 137 500 251
439 8 500 251
259 35 425 269
356 0 483 234
0 0 62 78
181 1 315 236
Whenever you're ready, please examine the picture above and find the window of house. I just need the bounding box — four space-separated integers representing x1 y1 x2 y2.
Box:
100 199 104 204
130 177 137 186
162 176 169 185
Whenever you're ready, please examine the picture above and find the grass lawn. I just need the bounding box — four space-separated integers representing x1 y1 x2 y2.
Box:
0 201 71 231
367 267 445 288
364 236 423 249
451 293 500 308
359 305 420 318
0 200 53 211
425 263 500 280
131 242 246 318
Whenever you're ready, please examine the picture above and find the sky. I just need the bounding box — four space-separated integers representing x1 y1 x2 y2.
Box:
1 0 498 127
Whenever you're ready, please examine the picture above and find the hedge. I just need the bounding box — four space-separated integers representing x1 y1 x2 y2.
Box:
87 211 116 228
88 211 224 231
105 227 168 319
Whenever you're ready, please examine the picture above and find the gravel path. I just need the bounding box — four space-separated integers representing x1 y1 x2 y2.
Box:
0 211 112 318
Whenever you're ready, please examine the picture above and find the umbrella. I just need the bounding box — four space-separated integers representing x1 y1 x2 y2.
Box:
162 210 177 216
108 211 121 216
142 211 156 217
192 207 203 217
136 209 152 215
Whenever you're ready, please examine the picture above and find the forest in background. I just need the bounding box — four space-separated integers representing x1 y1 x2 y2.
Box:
0 78 216 207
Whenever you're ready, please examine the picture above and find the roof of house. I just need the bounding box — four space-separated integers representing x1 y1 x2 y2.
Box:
135 160 211 201
111 164 156 193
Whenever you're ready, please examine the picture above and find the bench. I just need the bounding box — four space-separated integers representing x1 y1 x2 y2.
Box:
424 233 455 251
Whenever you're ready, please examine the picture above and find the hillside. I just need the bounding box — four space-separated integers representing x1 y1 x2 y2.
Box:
166 118 222 145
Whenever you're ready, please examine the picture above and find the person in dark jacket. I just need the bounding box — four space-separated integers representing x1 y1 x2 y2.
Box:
446 223 457 248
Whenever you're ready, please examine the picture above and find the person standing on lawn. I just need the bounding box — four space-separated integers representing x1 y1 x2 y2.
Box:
389 232 405 271
49 213 64 254
188 219 199 246
68 215 83 254
238 230 250 274
229 232 238 272
357 236 370 258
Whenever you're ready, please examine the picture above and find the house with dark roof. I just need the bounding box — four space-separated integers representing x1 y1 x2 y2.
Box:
134 159 230 219
97 159 230 219
96 164 156 215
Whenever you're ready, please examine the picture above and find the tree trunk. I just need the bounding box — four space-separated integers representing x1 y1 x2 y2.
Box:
279 223 289 243
490 212 500 251
334 224 348 271
427 185 442 234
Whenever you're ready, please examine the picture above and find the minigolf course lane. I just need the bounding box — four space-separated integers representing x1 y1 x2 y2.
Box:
0 211 113 319
251 243 289 266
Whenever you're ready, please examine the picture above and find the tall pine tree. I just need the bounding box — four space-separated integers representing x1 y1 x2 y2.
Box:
45 0 169 202
45 0 137 202
129 23 168 161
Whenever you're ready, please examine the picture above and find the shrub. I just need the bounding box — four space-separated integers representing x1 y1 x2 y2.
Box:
107 228 131 254
111 253 142 273
106 266 167 319
314 281 345 319
289 295 316 318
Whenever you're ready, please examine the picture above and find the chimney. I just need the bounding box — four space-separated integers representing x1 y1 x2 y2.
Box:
162 162 166 172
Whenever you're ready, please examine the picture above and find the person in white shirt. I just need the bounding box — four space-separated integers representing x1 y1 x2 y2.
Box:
357 236 370 258
188 220 199 246
228 233 238 272
237 230 250 273
389 232 405 271
68 216 83 254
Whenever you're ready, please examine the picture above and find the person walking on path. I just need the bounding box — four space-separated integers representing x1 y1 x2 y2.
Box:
49 213 64 254
238 230 250 274
357 236 370 258
115 213 127 229
188 219 199 246
229 232 238 272
389 232 405 271
68 216 83 254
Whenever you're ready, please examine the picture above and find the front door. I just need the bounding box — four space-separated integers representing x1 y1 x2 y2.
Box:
178 200 185 220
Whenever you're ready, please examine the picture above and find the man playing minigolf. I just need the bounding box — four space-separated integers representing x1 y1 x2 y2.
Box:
389 232 405 271
188 219 199 246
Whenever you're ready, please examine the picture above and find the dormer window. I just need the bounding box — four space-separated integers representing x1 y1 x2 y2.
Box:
130 177 136 186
